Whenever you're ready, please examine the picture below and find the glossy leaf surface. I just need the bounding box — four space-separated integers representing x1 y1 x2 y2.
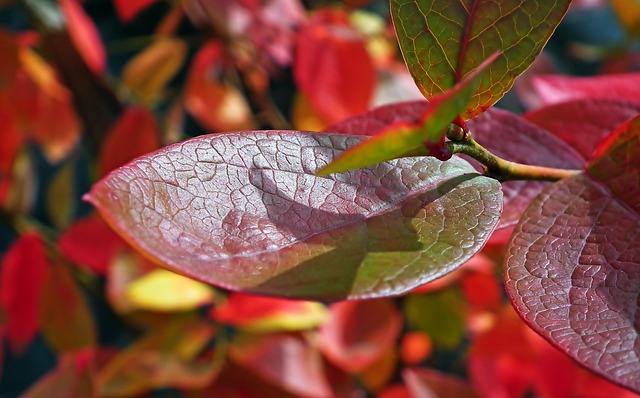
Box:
327 100 584 228
505 115 640 392
532 73 640 106
86 131 502 300
317 53 498 175
390 0 572 118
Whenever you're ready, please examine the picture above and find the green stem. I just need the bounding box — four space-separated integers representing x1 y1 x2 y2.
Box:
444 132 582 182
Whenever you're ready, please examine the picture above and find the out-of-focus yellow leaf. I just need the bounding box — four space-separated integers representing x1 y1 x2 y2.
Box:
122 37 187 104
358 347 398 392
46 159 76 230
611 0 640 37
240 301 327 333
125 269 215 312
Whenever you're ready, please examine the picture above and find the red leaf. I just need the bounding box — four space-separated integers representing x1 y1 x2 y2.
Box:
467 308 537 398
327 100 584 228
98 107 160 177
113 0 157 22
86 130 502 300
525 99 640 161
505 115 640 392
58 214 127 275
0 232 49 354
532 73 640 106
294 8 376 124
59 0 106 74
0 29 20 87
21 351 96 398
400 332 433 365
403 367 480 398
319 299 402 373
230 334 334 397
460 272 501 311
0 91 24 205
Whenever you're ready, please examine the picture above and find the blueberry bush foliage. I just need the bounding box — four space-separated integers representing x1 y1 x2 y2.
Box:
1 0 640 396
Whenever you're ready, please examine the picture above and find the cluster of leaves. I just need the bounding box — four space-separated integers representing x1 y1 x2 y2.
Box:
1 0 640 397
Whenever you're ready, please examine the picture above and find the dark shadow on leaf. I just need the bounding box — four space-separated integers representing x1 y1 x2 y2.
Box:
250 172 478 300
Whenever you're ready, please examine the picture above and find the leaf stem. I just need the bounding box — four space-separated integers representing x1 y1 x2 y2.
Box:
444 131 582 182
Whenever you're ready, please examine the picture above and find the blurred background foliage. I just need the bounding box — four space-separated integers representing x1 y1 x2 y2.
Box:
0 0 639 397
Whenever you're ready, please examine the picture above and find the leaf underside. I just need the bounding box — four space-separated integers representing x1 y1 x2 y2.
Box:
505 116 640 392
86 131 502 300
391 0 572 119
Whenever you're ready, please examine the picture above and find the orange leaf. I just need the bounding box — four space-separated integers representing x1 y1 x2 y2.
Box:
400 332 433 365
122 37 188 104
0 232 49 354
99 107 161 176
184 43 255 132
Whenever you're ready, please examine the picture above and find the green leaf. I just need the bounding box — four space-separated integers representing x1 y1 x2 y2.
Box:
403 288 466 350
316 52 499 176
391 0 572 119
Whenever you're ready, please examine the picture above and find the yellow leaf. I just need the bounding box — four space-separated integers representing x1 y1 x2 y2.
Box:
611 0 640 37
122 37 187 104
19 48 69 101
125 269 215 312
240 302 328 334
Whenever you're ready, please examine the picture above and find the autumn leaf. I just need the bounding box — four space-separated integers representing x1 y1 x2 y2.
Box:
114 0 157 22
86 131 502 300
60 0 106 74
505 115 640 393
391 0 572 118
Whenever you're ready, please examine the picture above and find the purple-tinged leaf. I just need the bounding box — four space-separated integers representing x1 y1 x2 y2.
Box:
316 53 499 176
86 131 502 300
390 0 572 119
327 101 584 228
505 115 640 393
525 99 640 160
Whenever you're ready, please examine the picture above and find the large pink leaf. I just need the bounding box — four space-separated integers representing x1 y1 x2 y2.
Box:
390 0 572 119
327 101 584 228
532 73 640 106
505 115 640 392
86 131 502 300
525 99 640 160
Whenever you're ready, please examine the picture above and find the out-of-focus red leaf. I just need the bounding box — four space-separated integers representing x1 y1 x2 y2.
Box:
377 384 412 398
184 42 255 132
58 213 127 275
317 53 499 176
0 91 24 205
403 367 480 398
0 232 49 354
467 307 536 398
114 0 157 22
319 299 402 373
59 0 106 74
294 8 376 124
98 107 160 177
122 37 188 104
390 0 572 119
532 73 640 106
524 99 640 161
400 332 432 365
86 130 502 300
326 101 585 229
230 334 335 398
38 262 96 352
212 292 326 333
460 272 501 311
505 115 640 393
